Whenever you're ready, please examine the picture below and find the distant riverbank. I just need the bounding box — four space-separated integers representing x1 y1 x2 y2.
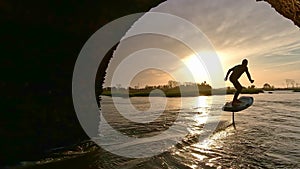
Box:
293 89 300 92
101 87 264 97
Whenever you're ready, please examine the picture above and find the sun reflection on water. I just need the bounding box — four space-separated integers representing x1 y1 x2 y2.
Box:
183 96 234 168
192 96 212 125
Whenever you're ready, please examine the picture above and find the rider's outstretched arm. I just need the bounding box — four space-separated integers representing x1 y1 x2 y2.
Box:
246 69 254 83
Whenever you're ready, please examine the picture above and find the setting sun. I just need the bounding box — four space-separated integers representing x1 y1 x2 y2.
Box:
182 54 210 85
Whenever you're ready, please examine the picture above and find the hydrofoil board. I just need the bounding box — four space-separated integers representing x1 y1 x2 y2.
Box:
222 96 254 112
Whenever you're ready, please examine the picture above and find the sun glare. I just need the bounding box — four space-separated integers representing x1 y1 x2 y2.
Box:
182 54 210 84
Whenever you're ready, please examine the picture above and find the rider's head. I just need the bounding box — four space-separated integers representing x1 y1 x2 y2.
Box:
242 59 248 66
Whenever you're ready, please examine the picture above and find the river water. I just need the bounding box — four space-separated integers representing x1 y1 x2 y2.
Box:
14 91 300 169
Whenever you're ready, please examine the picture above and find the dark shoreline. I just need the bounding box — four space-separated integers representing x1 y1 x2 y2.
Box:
101 88 264 97
101 88 300 97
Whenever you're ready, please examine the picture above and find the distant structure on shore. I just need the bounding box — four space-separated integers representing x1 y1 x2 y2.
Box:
262 83 274 91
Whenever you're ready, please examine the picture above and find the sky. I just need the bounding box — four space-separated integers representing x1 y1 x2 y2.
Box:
104 0 300 89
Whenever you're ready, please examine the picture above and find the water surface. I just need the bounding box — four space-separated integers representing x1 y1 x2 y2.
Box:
14 91 300 169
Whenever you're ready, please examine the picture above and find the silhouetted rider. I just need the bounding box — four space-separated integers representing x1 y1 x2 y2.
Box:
224 59 254 106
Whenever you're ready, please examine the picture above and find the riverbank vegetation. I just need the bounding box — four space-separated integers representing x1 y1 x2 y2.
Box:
102 80 266 97
102 81 300 97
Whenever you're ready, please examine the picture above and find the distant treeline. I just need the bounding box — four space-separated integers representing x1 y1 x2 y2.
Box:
103 80 212 97
102 81 300 97
102 80 265 97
